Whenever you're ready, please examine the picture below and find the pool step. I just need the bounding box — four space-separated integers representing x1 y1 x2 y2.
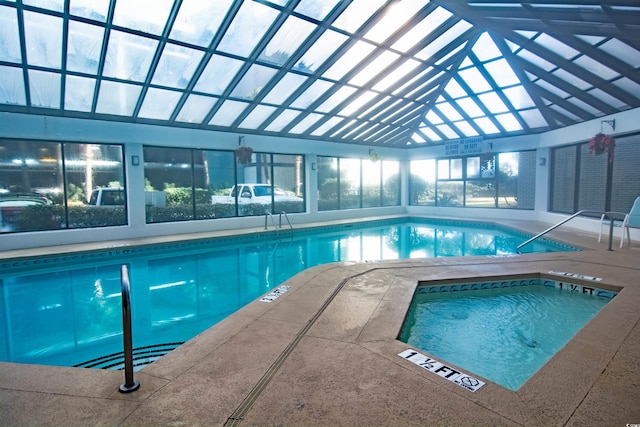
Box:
74 342 184 370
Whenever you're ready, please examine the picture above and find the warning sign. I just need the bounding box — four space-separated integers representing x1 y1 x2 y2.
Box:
398 349 485 392
259 285 291 302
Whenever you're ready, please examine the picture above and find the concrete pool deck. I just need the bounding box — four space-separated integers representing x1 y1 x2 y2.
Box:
1 218 639 426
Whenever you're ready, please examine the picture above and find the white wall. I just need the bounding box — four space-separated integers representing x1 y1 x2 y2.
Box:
1 107 639 251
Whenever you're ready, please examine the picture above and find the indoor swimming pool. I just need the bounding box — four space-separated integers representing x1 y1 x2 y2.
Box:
0 218 578 369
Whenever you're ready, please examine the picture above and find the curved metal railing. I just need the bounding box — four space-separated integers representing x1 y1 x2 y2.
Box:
517 209 627 253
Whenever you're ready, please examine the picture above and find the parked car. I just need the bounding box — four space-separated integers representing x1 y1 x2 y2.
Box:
88 188 166 207
0 193 52 232
211 184 302 205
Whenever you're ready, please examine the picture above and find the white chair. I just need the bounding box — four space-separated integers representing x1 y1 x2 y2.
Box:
598 196 640 247
621 196 640 247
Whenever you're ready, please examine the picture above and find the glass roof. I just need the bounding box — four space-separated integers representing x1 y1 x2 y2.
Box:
1 0 639 148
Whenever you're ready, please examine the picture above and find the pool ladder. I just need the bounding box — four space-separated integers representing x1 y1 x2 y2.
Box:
264 211 293 233
118 264 140 393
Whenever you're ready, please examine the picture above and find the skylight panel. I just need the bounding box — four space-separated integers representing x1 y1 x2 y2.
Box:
473 117 500 134
348 50 400 87
444 79 467 99
175 94 217 123
436 123 459 139
238 105 278 129
102 31 158 82
372 58 420 92
170 0 233 47
290 79 334 108
573 55 619 81
357 95 392 119
392 7 452 53
339 90 377 116
296 30 348 74
575 35 606 45
64 75 95 112
0 66 26 105
294 0 340 20
332 0 386 33
436 102 463 121
502 86 535 109
369 98 403 121
217 1 279 58
434 42 467 66
455 97 484 117
229 64 277 100
23 11 62 68
587 88 626 109
176 94 218 123
612 77 640 97
138 88 182 120
518 109 547 129
258 15 315 66
453 120 479 137
261 73 308 105
151 44 204 89
391 67 432 96
516 49 556 72
69 0 110 22
478 92 509 114
548 104 580 122
484 59 520 87
598 39 640 68
425 109 444 124
0 6 21 63
208 100 249 127
264 109 301 132
565 96 600 116
552 69 591 90
112 0 173 36
95 81 142 116
411 132 426 143
66 21 104 74
472 32 501 61
534 79 569 98
494 112 522 131
415 20 472 61
311 116 344 136
316 86 357 112
458 68 491 93
420 126 442 141
194 55 244 95
322 40 376 81
288 112 324 134
28 69 60 108
363 0 425 44
533 34 579 59
23 0 63 12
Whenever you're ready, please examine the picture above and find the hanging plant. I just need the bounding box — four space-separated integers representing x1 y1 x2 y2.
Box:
235 146 253 165
588 133 616 163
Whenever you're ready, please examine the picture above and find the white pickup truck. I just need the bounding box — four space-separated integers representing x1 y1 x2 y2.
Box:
211 184 302 205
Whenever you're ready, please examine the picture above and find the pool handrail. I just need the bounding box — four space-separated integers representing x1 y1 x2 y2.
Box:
279 211 293 231
119 264 140 393
517 209 627 253
264 211 277 231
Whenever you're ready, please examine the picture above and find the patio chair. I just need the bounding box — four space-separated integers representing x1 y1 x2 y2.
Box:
598 196 640 247
620 197 640 247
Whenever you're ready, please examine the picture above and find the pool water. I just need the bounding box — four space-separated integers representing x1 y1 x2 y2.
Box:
398 280 615 390
0 220 576 369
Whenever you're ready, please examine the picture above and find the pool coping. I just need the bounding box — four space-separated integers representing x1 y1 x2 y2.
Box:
0 218 639 425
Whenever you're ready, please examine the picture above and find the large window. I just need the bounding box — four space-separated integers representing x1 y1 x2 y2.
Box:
550 133 640 216
0 140 125 233
317 156 400 211
410 151 535 209
144 146 304 223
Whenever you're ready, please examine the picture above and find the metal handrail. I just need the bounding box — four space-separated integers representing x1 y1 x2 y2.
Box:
517 209 627 253
119 264 140 393
279 211 293 231
264 211 277 231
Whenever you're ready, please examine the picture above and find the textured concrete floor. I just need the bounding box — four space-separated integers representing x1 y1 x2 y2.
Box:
1 218 639 426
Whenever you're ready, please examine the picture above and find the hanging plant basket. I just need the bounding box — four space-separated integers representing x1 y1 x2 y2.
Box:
235 146 253 165
588 133 616 163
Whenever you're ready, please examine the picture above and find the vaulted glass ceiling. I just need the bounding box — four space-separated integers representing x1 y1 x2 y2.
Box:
1 0 639 147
